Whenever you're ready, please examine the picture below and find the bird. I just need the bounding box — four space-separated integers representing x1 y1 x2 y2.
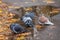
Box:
21 12 35 28
10 23 25 34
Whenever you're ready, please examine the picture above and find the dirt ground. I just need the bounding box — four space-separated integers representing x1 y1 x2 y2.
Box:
33 14 60 40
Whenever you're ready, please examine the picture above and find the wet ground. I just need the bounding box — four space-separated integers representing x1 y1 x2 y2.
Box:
33 14 60 40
